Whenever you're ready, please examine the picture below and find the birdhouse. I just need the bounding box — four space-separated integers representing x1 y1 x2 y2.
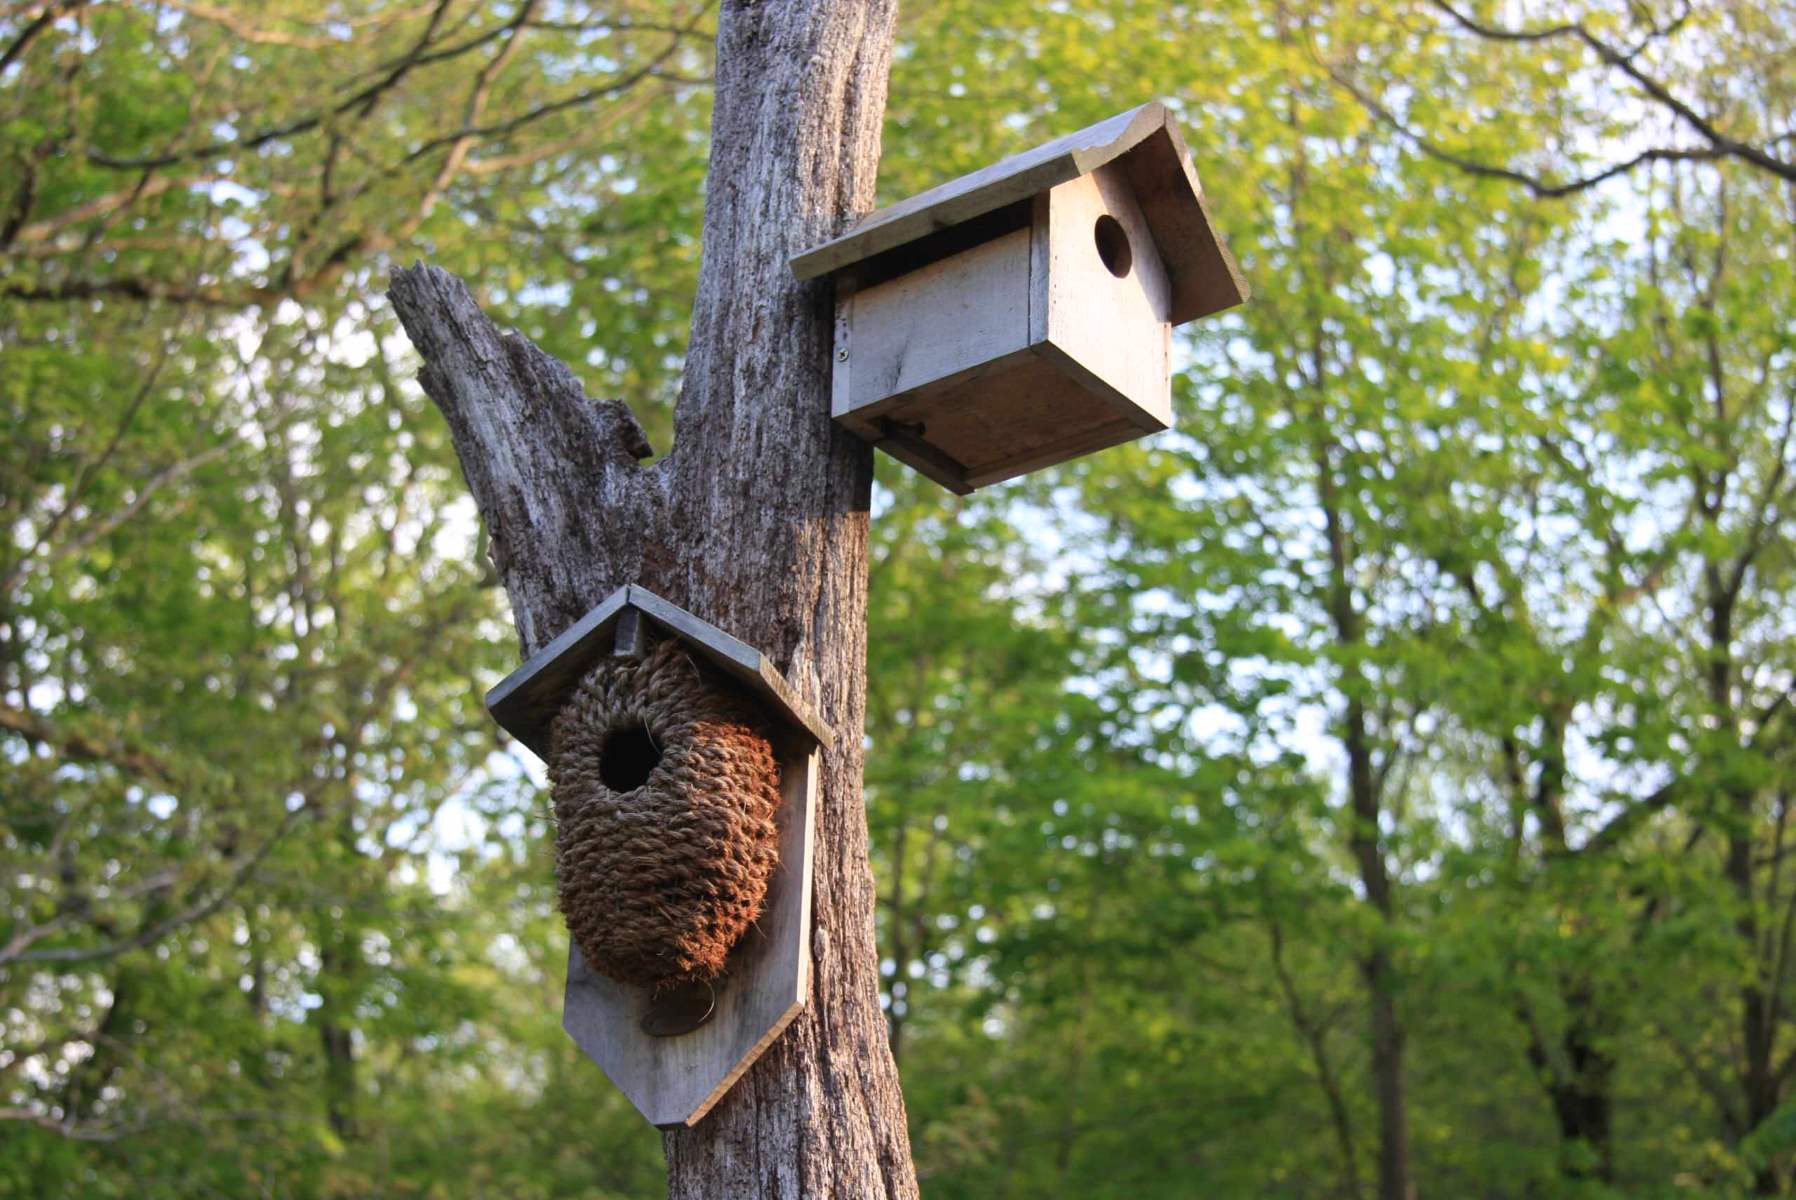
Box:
791 101 1248 494
487 584 829 1127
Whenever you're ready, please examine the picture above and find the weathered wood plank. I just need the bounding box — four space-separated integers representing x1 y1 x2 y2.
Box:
486 585 832 765
791 102 1165 280
791 100 1249 327
1044 163 1173 428
1118 123 1250 323
841 225 1032 413
624 586 834 755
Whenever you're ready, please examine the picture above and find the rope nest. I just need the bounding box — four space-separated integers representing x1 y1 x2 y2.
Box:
547 638 782 989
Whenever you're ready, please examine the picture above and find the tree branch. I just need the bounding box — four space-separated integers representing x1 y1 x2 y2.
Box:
385 264 662 654
0 703 184 788
1428 0 1795 181
0 0 84 76
1319 0 1795 202
1326 63 1728 198
2 802 309 968
4 444 230 593
1584 777 1680 855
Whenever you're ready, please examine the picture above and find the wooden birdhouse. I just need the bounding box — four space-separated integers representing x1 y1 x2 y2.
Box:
791 101 1248 494
487 585 829 1128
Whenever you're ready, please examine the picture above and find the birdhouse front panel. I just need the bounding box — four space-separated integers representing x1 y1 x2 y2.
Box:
833 223 1034 419
793 101 1249 494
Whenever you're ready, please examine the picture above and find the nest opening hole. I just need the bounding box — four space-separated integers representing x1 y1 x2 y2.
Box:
599 720 662 792
1093 214 1132 278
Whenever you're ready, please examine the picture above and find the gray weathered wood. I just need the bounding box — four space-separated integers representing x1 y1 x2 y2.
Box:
563 749 820 1129
1043 164 1172 428
383 267 665 656
791 100 1248 325
486 585 832 762
387 2 916 1196
809 103 1247 494
791 102 1162 280
614 608 645 659
836 225 1033 417
1118 124 1249 325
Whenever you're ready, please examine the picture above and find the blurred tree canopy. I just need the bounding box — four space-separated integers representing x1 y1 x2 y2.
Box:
2 1 1794 1197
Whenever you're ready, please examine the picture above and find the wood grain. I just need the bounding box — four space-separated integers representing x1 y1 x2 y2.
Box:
809 102 1250 495
825 164 1175 491
1043 163 1173 430
838 225 1032 415
790 102 1165 280
1118 123 1250 323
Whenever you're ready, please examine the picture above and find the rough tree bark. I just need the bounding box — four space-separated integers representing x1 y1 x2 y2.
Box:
386 2 917 1196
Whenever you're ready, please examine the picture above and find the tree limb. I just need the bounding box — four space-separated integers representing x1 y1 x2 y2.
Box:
0 0 84 76
1426 0 1795 183
1 802 309 968
386 264 662 654
1327 64 1727 198
0 703 185 789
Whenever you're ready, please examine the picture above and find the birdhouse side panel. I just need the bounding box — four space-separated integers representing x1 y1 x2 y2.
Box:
833 226 1033 427
1042 164 1174 432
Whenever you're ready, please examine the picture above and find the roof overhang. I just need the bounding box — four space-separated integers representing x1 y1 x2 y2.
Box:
790 101 1248 325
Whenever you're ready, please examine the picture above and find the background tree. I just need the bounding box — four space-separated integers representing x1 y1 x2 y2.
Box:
1336 0 1796 195
4 1 1796 1197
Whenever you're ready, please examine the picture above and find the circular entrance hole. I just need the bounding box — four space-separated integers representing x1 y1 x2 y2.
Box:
1093 214 1132 278
599 720 662 792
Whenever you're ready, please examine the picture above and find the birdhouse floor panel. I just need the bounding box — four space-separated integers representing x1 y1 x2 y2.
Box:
961 417 1154 490
843 346 1151 491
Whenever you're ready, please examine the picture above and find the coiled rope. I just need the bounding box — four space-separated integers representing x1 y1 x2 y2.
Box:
547 638 783 989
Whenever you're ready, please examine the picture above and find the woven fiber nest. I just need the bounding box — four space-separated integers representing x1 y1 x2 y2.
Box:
546 638 783 989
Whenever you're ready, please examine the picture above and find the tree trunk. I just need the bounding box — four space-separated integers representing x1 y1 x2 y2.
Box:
1521 989 1617 1183
1512 723 1618 1183
1319 448 1413 1200
386 2 917 1197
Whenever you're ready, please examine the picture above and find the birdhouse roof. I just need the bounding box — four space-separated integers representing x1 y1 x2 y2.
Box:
487 584 831 762
790 101 1247 325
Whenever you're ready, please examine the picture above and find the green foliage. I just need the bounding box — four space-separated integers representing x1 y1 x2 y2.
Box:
4 1 1796 1198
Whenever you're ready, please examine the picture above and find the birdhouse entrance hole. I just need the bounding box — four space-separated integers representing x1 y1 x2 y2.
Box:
599 720 661 792
1093 214 1132 278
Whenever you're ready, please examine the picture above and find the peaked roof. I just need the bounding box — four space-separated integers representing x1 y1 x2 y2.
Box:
486 584 830 762
790 101 1248 325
